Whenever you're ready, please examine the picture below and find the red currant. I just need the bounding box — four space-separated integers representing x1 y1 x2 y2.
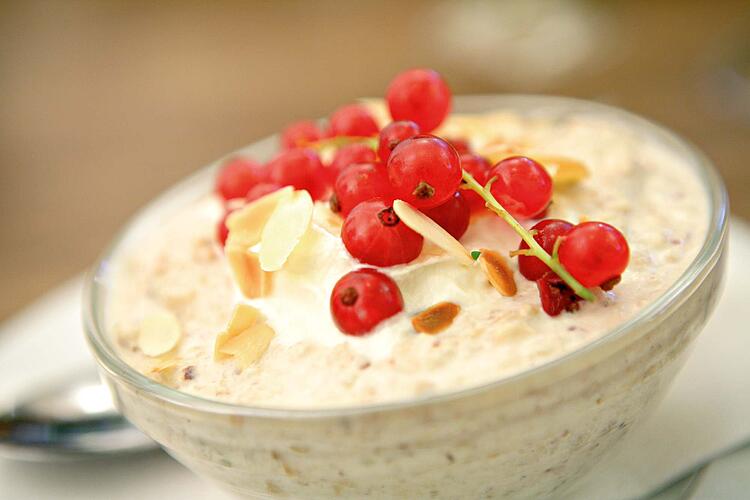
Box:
387 135 462 209
517 219 574 281
329 143 377 180
459 154 491 213
536 273 581 316
558 222 629 288
448 138 472 155
377 120 420 163
267 148 327 200
281 120 324 149
386 68 451 133
342 199 423 267
215 157 266 201
331 162 394 216
488 156 553 219
245 183 283 203
422 191 470 240
329 104 379 137
330 268 404 336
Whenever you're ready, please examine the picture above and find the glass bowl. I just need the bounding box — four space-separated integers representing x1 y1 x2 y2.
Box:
83 96 728 499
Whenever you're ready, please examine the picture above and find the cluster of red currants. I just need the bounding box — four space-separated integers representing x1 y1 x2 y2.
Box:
517 220 629 316
213 67 630 334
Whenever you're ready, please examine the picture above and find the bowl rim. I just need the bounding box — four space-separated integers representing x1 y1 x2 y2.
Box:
82 94 729 419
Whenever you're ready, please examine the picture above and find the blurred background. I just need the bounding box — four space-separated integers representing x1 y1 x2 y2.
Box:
1 0 748 320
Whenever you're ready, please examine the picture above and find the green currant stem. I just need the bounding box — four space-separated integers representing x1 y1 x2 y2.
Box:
461 170 596 302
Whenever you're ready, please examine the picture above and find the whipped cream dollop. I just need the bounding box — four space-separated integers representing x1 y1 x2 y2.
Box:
245 204 520 361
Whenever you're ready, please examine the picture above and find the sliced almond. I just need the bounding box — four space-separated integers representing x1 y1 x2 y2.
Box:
226 241 273 298
478 249 517 297
228 303 261 332
148 357 179 382
138 311 182 357
393 200 474 266
226 186 294 247
260 190 314 271
214 303 262 361
218 322 275 368
411 302 461 334
531 155 589 187
214 331 233 362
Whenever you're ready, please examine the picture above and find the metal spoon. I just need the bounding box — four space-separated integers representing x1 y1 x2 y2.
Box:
0 373 156 461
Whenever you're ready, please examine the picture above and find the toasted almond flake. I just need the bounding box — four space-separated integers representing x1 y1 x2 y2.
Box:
226 186 294 247
218 323 275 368
138 311 182 357
151 356 178 371
393 200 474 266
214 304 262 361
531 155 589 187
260 190 314 271
411 302 461 334
229 303 261 333
214 331 233 362
148 357 179 382
226 241 273 298
478 249 517 297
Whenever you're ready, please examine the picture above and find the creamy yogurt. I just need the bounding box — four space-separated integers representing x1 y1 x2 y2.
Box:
108 108 709 408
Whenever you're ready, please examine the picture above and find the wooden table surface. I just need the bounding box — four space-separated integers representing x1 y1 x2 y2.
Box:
1 0 748 320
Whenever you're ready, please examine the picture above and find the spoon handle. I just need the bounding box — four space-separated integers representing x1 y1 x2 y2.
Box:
0 414 156 461
0 373 157 461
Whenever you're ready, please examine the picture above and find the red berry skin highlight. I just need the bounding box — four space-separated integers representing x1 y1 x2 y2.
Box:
387 135 462 209
386 68 451 133
558 222 630 288
215 157 266 201
422 191 471 240
378 120 420 163
332 162 394 217
281 120 324 149
329 104 379 137
330 268 404 336
488 156 553 219
342 199 423 267
518 219 575 281
267 148 327 200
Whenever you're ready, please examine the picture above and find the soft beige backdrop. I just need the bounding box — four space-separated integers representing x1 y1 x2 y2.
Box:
1 0 748 320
